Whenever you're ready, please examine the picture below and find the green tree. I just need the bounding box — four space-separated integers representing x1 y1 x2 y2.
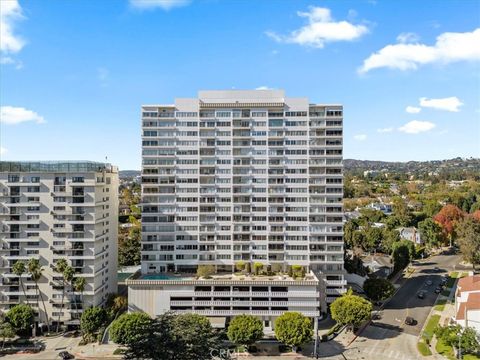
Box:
172 313 220 360
119 226 141 266
121 312 178 360
435 325 480 355
63 266 75 319
391 240 415 271
227 314 263 349
80 306 107 342
253 262 263 275
424 200 442 217
54 259 68 333
105 293 127 318
27 258 50 333
12 261 27 301
418 218 443 249
456 217 480 270
110 312 152 345
343 220 359 249
363 278 395 302
274 312 313 351
0 315 15 350
363 226 383 252
6 304 34 336
235 261 245 272
330 289 372 330
74 277 86 313
379 229 400 254
196 265 215 278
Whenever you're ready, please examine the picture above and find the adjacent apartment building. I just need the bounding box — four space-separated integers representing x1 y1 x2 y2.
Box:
0 161 118 330
128 90 345 329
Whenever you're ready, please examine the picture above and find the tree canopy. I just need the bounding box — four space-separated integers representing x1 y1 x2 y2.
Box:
455 216 480 269
227 314 263 347
274 312 313 349
6 304 34 335
330 290 372 330
363 278 395 302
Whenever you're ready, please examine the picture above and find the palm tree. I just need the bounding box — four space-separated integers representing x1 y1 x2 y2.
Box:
27 258 50 333
73 277 86 324
12 261 27 301
54 259 67 333
62 266 75 327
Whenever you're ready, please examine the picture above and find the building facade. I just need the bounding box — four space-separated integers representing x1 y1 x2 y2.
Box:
454 274 480 333
131 90 345 324
0 161 118 330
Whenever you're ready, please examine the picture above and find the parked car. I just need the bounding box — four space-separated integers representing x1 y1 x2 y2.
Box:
405 316 416 325
425 279 433 286
434 287 442 294
417 291 425 299
58 351 74 360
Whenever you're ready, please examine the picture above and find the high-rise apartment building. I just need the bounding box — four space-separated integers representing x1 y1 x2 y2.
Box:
128 90 345 328
0 161 118 330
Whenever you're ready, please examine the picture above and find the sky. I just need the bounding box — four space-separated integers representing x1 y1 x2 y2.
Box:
1 0 479 170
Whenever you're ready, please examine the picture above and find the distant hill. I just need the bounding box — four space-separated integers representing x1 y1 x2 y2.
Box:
118 158 480 180
344 157 480 179
119 170 140 179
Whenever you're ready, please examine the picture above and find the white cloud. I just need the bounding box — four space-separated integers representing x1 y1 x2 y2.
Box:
129 0 190 10
0 106 45 125
398 120 435 134
255 86 273 90
359 28 480 73
266 7 369 48
396 32 420 44
377 127 393 133
419 96 463 112
353 134 367 141
406 106 421 114
0 0 25 53
0 147 7 156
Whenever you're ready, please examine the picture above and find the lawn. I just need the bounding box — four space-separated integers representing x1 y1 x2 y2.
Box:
464 354 480 360
423 314 440 341
434 299 447 311
435 338 455 360
417 341 432 356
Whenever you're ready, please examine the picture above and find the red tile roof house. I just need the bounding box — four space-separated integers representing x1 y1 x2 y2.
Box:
454 275 480 333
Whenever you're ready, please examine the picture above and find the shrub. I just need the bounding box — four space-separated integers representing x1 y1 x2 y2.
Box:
227 315 263 348
253 263 263 275
235 261 245 272
274 312 312 350
197 265 215 278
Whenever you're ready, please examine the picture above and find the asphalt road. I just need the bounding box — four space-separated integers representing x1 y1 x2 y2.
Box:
339 251 468 360
373 252 465 336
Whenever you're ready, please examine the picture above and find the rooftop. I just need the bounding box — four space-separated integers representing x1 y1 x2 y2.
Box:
127 271 319 285
0 161 117 173
456 292 480 320
457 275 480 293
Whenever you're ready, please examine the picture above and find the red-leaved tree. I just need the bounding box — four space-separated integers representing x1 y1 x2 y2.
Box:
471 210 480 223
433 204 465 243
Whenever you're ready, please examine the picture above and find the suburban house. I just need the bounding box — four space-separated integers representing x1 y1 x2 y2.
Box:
454 274 480 333
362 255 394 278
397 227 423 245
366 202 392 214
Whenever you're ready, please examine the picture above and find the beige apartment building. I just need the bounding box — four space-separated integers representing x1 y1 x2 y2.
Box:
0 161 118 331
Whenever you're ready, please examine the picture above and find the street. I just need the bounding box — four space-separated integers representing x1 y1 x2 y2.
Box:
316 252 467 360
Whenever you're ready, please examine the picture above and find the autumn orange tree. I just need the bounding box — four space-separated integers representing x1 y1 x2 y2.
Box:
433 205 465 245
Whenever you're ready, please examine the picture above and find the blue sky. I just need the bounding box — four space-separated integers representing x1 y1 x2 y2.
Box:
1 0 479 170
